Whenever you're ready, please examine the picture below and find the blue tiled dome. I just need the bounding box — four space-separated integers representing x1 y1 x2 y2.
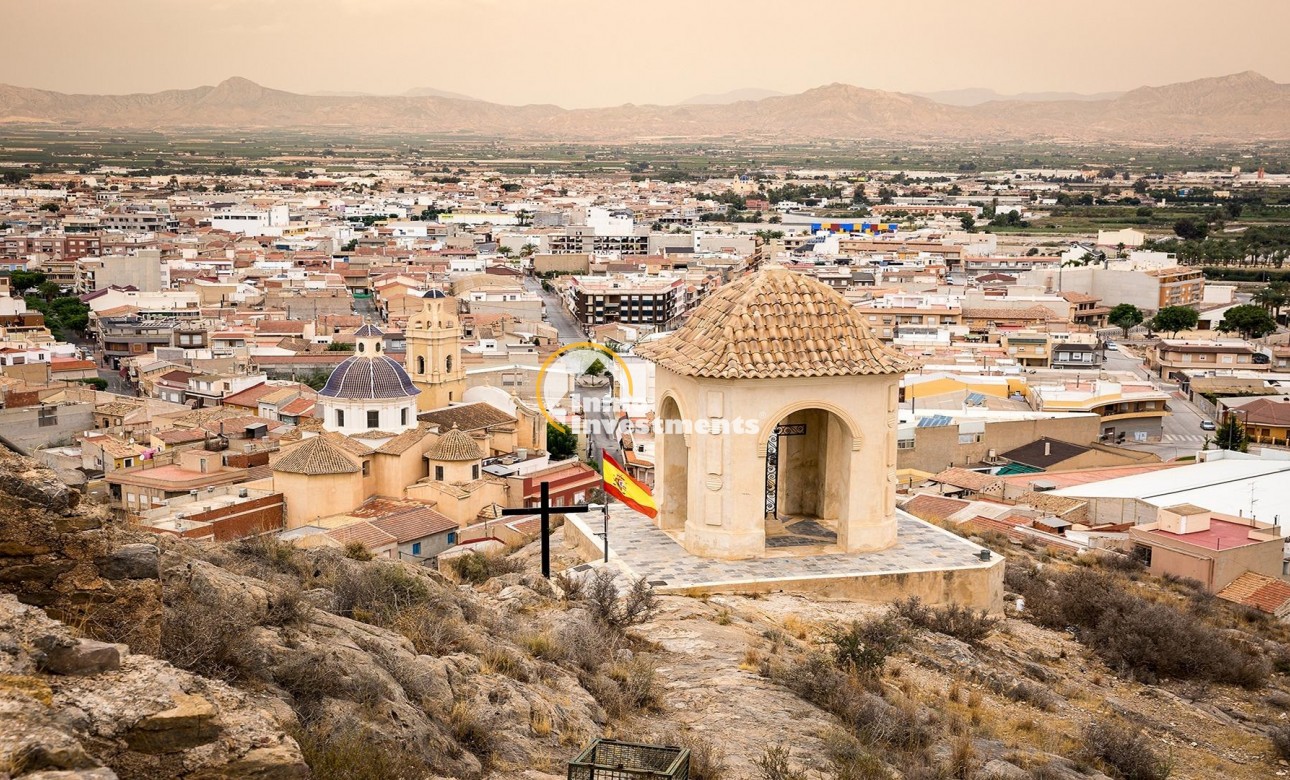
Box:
319 355 420 399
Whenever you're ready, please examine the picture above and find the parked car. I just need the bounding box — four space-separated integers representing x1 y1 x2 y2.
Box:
1200 420 1217 431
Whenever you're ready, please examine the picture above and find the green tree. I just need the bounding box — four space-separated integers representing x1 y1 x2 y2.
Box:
584 358 606 377
960 215 975 233
546 422 579 460
1214 415 1249 452
36 281 61 302
8 270 46 294
1217 304 1277 339
1150 306 1199 337
326 342 355 351
1173 218 1209 241
1108 303 1144 337
341 239 358 252
1253 285 1288 319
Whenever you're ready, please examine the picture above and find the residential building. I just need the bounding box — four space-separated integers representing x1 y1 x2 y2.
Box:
1149 340 1266 380
1128 504 1285 592
1029 378 1170 442
565 274 688 329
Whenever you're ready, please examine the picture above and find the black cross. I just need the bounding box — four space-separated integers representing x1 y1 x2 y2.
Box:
500 481 589 579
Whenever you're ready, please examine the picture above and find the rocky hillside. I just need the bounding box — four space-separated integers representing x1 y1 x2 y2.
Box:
3 444 1290 779
1 72 1287 142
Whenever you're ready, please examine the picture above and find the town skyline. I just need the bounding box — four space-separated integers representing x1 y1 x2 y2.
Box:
4 0 1290 108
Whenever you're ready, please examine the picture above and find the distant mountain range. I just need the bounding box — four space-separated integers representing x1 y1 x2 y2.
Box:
912 88 1126 106
0 72 1285 142
680 88 786 105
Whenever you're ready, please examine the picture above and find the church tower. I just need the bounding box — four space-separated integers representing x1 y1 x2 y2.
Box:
405 290 466 411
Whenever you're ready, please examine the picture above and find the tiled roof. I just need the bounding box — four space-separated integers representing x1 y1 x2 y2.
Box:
931 467 1002 492
318 354 419 399
419 402 516 432
272 435 360 475
320 430 375 457
354 498 457 541
961 305 1065 322
1217 572 1290 615
326 521 397 549
220 383 274 408
426 425 484 462
374 424 433 455
635 266 917 379
279 397 316 416
901 494 972 523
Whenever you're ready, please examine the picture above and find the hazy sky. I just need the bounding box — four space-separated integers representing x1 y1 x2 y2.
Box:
4 0 1289 107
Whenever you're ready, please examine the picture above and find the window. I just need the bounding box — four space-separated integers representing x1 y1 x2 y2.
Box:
37 406 57 428
447 531 457 545
446 355 453 372
367 410 379 428
897 438 915 450
472 464 480 480
958 433 983 444
401 408 408 426
411 542 421 556
357 342 366 353
362 460 370 476
123 458 134 468
416 355 425 374
336 409 345 427
435 465 444 480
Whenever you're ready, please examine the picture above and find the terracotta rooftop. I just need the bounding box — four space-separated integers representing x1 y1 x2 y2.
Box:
901 494 972 523
419 402 517 432
1217 572 1290 615
635 266 917 379
426 425 484 462
272 435 360 476
931 467 1002 492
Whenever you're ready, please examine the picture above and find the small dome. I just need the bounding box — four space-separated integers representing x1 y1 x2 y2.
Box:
427 424 484 462
354 323 385 338
319 355 420 399
635 266 918 379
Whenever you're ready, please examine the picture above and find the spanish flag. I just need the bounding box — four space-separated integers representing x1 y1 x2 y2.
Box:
602 452 657 519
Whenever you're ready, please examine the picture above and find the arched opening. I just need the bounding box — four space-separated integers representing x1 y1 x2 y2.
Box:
416 355 425 375
657 395 688 532
763 407 853 550
357 342 366 353
446 354 454 372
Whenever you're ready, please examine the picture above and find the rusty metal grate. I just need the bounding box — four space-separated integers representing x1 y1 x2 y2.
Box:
568 739 690 780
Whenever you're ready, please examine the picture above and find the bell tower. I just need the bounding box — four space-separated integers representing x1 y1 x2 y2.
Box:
405 290 466 411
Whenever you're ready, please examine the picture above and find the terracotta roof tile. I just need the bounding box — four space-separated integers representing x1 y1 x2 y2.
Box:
426 425 484 462
272 435 360 475
418 402 517 432
1217 572 1290 615
635 267 917 379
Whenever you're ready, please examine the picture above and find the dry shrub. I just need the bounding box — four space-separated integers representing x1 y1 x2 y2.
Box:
651 729 728 780
585 569 658 630
160 594 246 680
590 655 661 719
264 584 311 627
274 655 385 712
328 561 435 626
822 729 888 780
1018 567 1267 688
343 541 374 561
445 550 524 584
756 744 809 780
291 724 425 780
448 700 495 761
552 568 586 600
1004 680 1056 711
392 603 470 655
481 645 530 681
893 596 999 645
1271 725 1290 761
823 613 910 677
234 534 307 578
1080 721 1171 780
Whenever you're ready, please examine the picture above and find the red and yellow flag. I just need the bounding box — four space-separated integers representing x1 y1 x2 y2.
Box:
602 453 657 519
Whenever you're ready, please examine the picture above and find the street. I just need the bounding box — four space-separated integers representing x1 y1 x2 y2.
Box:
524 276 584 342
1108 344 1213 460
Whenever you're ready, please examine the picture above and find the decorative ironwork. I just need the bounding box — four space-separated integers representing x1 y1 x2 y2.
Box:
568 739 690 780
765 424 806 516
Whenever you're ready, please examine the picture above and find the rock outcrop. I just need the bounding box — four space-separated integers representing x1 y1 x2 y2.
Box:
0 449 160 656
0 593 308 779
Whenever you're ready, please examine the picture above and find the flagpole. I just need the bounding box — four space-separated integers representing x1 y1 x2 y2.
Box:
602 488 610 563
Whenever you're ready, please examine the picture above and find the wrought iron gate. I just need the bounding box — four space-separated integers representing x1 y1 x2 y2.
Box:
764 423 806 517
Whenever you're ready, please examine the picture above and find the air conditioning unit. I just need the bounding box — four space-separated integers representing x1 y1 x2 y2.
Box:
238 488 248 498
